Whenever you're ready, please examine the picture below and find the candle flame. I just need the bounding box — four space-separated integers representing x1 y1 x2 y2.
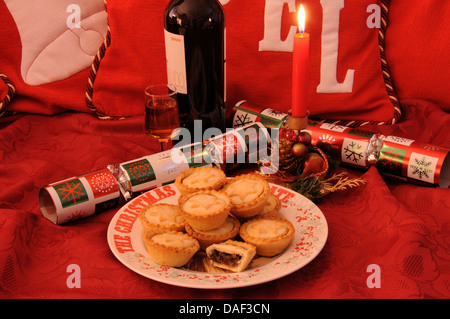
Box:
298 4 306 33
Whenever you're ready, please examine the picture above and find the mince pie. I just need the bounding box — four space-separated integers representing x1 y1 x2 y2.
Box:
185 214 240 250
175 166 226 196
255 193 281 218
139 204 185 237
143 231 200 267
178 190 231 231
205 239 256 273
239 216 295 257
222 173 270 219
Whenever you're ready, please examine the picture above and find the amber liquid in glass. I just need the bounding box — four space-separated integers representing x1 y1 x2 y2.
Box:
145 98 180 142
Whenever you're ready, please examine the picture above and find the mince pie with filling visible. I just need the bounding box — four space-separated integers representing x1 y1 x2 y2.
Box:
205 239 256 273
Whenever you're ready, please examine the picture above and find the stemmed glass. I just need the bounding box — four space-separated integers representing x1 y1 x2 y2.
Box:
144 84 180 151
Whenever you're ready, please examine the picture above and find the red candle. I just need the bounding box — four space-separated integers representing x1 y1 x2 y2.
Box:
292 4 309 117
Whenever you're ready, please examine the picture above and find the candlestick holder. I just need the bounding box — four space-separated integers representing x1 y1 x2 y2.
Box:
287 111 309 131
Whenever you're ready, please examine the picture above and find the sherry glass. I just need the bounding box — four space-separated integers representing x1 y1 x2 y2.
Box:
144 84 180 151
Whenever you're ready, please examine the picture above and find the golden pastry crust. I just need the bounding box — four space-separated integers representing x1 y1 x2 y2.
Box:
222 173 270 219
139 204 185 237
206 239 256 273
255 193 281 218
239 216 295 257
175 166 227 196
185 215 240 250
143 231 200 267
178 190 232 231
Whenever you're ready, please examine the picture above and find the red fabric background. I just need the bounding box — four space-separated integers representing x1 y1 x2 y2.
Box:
0 101 449 299
0 79 8 112
386 0 450 113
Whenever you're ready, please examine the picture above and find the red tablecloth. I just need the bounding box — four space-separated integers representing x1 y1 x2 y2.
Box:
0 101 449 299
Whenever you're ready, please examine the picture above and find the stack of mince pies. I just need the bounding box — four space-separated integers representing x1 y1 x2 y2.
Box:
140 166 295 273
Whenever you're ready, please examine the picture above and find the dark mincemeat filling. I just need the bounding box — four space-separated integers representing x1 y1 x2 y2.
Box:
210 250 242 267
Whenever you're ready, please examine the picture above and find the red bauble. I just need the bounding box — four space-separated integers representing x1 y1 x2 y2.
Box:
302 152 325 176
297 131 312 145
285 129 298 141
292 143 308 157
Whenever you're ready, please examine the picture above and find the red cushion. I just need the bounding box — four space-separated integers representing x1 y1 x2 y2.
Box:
1 0 398 124
0 0 108 116
88 0 167 118
226 0 395 123
386 0 450 112
89 0 396 124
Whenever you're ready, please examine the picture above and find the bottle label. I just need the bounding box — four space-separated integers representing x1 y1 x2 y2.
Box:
164 29 187 94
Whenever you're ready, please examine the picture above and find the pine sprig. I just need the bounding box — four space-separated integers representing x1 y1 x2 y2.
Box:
288 171 367 202
320 172 368 196
288 175 324 202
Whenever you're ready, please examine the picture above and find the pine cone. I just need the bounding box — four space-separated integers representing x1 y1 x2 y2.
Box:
276 138 301 174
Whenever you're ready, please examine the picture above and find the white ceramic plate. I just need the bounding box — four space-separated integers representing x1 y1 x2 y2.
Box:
107 182 328 289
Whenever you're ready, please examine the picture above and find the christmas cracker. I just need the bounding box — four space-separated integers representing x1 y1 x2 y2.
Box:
233 101 450 188
39 167 121 224
233 100 288 128
39 122 270 224
115 122 270 198
113 142 213 200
